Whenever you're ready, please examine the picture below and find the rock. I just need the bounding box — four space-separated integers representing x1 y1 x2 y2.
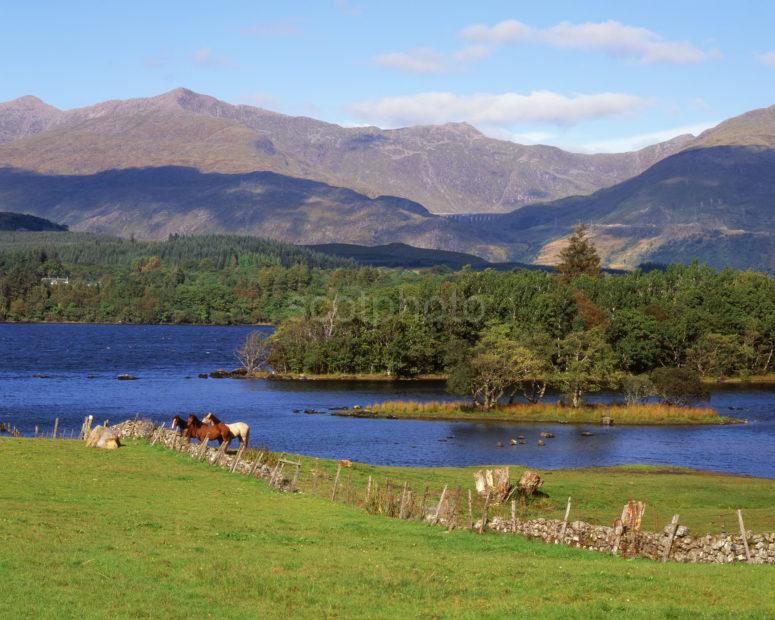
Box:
32 373 49 378
675 525 690 537
85 425 121 449
539 432 555 438
496 441 504 448
198 373 209 379
303 409 322 414
209 369 230 378
517 470 543 496
601 416 614 426
510 438 518 445
116 374 138 380
537 439 545 446
580 431 594 437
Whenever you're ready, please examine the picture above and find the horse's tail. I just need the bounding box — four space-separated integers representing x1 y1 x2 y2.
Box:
243 427 249 448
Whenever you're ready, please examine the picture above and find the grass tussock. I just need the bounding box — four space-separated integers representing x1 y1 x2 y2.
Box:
361 400 734 425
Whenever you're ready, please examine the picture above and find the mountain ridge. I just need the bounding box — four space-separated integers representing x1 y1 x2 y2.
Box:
0 87 694 214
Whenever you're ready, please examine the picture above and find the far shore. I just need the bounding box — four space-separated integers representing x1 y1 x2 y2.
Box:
226 369 775 386
334 401 742 426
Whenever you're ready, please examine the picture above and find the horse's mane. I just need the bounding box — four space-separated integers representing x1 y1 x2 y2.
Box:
204 412 222 424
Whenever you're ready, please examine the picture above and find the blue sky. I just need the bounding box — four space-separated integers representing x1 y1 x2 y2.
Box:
3 0 775 152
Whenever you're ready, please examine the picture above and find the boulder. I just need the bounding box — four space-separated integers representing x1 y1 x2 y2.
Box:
474 467 511 503
116 374 138 381
517 470 543 496
85 425 122 449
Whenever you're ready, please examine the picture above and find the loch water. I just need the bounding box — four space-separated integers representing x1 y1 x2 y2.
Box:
2 323 774 477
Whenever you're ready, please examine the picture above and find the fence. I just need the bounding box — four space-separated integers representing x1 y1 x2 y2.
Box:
47 417 775 565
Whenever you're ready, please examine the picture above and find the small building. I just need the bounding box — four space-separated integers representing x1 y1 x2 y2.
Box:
40 277 70 286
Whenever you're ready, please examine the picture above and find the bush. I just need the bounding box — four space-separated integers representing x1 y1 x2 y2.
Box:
649 367 709 406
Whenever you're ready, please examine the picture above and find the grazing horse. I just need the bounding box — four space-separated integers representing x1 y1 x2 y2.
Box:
184 414 232 445
202 412 250 448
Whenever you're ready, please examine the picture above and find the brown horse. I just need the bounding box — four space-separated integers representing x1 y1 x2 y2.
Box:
202 412 249 448
184 414 232 445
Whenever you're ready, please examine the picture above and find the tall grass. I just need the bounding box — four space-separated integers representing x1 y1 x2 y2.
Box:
362 400 733 425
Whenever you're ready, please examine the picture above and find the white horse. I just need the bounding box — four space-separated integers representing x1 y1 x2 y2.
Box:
202 412 250 448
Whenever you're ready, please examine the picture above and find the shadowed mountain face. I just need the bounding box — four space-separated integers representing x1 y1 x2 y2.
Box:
0 166 508 259
489 146 775 272
0 88 691 214
0 211 67 231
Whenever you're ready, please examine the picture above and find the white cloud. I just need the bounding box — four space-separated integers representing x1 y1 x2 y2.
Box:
756 51 775 68
375 45 490 74
460 19 532 44
459 19 720 65
192 48 230 67
510 131 557 144
347 90 650 128
571 121 718 153
374 48 446 74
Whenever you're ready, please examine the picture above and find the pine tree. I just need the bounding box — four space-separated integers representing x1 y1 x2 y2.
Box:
557 224 601 278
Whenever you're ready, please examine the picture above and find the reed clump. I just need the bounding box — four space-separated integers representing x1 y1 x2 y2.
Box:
357 401 735 425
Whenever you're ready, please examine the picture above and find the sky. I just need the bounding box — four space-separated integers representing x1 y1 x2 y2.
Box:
2 0 775 152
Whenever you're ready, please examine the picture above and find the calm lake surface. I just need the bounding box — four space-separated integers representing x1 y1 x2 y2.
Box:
2 323 775 477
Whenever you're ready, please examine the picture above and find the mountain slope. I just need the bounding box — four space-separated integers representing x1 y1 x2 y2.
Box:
0 88 691 214
0 166 506 259
488 145 775 272
0 211 67 231
0 96 64 145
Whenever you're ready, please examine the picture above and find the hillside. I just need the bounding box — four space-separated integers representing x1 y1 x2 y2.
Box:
0 211 67 231
0 166 509 260
491 145 775 271
0 88 690 214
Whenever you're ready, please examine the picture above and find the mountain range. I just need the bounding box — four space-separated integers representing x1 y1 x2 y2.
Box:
0 88 774 271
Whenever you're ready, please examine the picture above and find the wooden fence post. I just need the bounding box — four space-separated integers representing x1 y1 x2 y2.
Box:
52 418 59 439
197 440 209 461
346 468 353 502
467 490 473 530
230 445 245 473
365 476 373 505
150 423 166 446
273 463 285 489
248 452 264 477
478 490 491 534
418 486 429 521
331 464 342 501
737 509 752 564
34 425 39 438
215 441 229 466
511 499 517 532
399 482 410 519
291 461 301 492
446 487 462 532
661 514 680 562
558 496 572 543
431 485 448 525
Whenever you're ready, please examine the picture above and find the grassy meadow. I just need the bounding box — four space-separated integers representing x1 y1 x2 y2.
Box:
340 400 736 425
2 438 775 618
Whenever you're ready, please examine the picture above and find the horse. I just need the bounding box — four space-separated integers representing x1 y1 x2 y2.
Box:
184 414 232 445
202 412 249 448
171 415 188 433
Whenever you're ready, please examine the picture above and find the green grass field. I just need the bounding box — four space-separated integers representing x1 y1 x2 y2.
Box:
1 438 774 618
